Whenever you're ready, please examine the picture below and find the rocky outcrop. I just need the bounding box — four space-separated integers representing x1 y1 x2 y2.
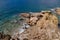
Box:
0 8 60 40
10 11 60 40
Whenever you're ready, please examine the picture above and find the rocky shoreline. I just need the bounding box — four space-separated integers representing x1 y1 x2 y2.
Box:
0 8 60 40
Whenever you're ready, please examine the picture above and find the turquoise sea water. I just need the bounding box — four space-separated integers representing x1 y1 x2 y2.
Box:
0 0 60 21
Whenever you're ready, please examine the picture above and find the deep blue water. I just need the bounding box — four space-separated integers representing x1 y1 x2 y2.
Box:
0 0 60 21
